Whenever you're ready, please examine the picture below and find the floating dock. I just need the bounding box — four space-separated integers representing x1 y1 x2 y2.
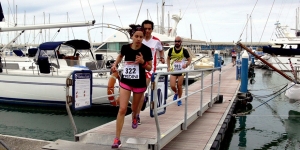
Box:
0 64 239 150
42 64 239 150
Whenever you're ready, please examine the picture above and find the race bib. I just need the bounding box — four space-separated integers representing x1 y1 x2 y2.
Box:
173 61 183 71
123 61 139 79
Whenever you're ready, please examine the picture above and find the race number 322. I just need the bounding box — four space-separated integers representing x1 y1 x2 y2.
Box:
125 68 136 74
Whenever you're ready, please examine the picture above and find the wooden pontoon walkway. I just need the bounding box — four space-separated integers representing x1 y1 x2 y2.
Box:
43 64 240 150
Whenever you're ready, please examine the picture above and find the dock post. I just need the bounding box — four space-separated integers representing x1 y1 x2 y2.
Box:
184 72 188 130
214 53 220 68
240 51 249 93
0 56 2 73
198 71 204 116
210 71 214 107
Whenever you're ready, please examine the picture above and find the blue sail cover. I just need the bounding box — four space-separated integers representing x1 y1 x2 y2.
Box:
263 46 300 55
38 41 64 50
0 2 5 22
38 40 91 50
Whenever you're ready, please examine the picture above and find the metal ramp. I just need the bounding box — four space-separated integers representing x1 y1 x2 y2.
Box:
55 63 223 150
43 139 137 150
73 95 216 150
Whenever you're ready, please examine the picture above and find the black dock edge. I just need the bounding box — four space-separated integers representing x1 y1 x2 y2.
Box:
210 98 239 150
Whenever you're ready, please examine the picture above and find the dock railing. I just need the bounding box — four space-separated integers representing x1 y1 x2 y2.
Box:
65 69 120 140
64 64 221 145
151 67 222 149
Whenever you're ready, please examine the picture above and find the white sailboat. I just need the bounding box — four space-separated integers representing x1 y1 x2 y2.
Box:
0 2 120 106
0 37 118 106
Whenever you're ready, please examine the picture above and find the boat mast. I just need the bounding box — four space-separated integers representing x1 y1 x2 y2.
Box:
102 5 104 43
24 11 25 46
168 11 169 36
7 7 9 45
135 0 143 24
296 8 298 36
44 12 46 42
34 15 35 44
157 3 159 34
15 5 18 45
246 14 248 43
161 0 165 34
67 12 69 40
48 13 50 41
190 24 192 39
250 15 252 47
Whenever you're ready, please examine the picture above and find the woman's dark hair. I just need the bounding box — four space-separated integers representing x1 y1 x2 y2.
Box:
128 24 145 37
142 20 154 29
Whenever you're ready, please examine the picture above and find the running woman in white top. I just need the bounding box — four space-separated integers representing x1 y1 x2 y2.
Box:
136 20 165 125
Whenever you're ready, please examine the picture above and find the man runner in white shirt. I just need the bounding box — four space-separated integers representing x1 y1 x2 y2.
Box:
136 20 165 125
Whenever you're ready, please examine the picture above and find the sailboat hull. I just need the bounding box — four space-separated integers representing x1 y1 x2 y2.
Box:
263 46 300 55
0 73 116 107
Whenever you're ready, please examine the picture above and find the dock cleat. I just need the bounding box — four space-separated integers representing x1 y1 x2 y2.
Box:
112 137 122 149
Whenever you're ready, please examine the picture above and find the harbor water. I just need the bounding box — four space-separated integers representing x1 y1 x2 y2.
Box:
226 65 300 149
0 57 299 150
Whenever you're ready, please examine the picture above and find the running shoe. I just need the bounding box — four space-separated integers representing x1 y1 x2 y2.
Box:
177 100 182 106
141 93 148 111
137 115 141 125
111 137 122 149
132 118 138 129
173 93 178 101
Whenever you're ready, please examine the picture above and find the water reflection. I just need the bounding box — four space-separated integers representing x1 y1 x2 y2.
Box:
227 69 300 150
238 116 247 149
0 103 118 141
284 110 300 149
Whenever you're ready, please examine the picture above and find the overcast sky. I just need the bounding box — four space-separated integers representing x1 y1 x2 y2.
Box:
0 0 299 44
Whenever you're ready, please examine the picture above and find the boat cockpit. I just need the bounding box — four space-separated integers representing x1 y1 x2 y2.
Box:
35 39 98 74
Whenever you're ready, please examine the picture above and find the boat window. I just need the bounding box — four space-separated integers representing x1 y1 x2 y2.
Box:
2 63 19 70
59 46 76 57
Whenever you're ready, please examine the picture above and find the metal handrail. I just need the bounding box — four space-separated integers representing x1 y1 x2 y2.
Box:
65 68 123 140
151 67 222 150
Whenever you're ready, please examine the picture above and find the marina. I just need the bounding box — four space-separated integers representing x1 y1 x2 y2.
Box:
0 57 299 149
1 0 300 150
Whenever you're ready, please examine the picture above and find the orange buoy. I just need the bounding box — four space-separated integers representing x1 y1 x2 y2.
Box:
107 71 120 106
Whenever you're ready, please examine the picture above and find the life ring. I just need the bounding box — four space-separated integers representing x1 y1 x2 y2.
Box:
107 71 120 106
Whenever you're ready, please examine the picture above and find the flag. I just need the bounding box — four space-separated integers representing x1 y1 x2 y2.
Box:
0 2 5 22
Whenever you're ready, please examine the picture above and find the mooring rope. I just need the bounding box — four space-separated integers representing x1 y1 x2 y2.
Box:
235 82 297 116
250 83 288 98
